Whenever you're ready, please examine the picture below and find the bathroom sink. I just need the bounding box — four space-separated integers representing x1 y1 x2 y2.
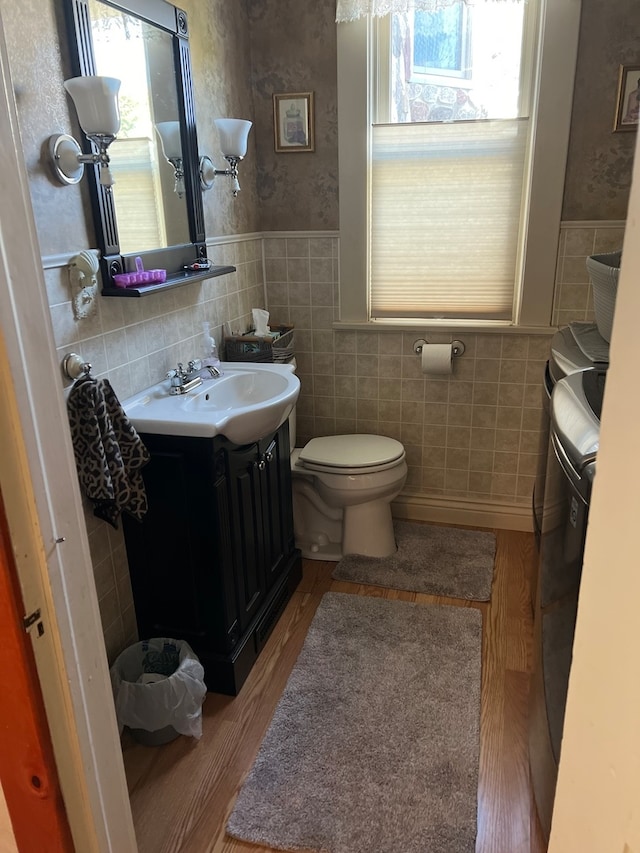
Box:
181 370 289 412
122 361 300 444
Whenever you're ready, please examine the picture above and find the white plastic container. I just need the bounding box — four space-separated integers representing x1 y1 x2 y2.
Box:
202 321 221 369
586 251 621 343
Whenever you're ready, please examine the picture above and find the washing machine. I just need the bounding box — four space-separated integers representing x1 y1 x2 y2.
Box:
532 324 609 548
529 364 607 839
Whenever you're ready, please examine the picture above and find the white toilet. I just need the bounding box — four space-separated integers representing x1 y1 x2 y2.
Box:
288 408 407 561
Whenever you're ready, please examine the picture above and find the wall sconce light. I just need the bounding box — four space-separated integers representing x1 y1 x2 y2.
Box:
155 121 185 198
49 76 121 189
199 118 252 197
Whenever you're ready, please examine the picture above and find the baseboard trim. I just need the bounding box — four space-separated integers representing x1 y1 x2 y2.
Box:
392 492 534 532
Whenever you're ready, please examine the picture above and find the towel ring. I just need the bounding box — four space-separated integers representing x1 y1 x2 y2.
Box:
63 352 93 381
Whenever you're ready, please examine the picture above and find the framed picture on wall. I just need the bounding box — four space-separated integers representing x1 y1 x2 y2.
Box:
613 64 640 132
273 92 315 153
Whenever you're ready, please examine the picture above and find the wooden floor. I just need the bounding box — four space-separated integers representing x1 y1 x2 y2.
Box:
122 527 548 853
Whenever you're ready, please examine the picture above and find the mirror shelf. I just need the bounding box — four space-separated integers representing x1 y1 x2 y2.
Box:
101 264 236 297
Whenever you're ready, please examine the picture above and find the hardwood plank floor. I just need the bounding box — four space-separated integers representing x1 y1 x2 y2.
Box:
122 527 547 853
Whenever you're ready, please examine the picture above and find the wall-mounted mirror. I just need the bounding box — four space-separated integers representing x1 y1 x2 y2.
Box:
63 0 222 295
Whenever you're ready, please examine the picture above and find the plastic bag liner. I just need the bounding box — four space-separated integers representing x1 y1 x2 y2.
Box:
110 638 207 740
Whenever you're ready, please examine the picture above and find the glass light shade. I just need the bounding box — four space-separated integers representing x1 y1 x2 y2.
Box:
155 121 183 159
64 76 121 136
214 118 252 158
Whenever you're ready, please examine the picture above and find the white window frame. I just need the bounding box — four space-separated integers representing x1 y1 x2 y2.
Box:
336 0 582 332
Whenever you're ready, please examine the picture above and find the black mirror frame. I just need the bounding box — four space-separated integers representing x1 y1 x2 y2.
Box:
63 0 213 294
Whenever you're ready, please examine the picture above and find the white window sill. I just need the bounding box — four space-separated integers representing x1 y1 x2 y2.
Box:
332 320 557 336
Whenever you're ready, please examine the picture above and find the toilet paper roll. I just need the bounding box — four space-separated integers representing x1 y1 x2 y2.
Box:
421 343 453 375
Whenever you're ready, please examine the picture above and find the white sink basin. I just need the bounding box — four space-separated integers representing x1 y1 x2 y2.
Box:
122 362 300 445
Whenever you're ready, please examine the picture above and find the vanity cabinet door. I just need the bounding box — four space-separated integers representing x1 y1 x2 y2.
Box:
222 421 294 624
123 434 240 655
259 423 295 590
224 441 267 632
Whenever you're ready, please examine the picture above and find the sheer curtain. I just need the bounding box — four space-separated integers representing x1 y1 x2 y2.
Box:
336 0 523 24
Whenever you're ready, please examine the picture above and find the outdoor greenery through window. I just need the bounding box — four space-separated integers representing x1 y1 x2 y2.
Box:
370 1 534 322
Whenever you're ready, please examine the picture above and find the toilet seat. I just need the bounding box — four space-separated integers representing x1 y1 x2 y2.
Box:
298 434 405 475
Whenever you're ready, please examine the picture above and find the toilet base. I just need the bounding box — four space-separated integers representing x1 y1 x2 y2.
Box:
296 539 343 562
296 500 397 562
292 474 343 561
342 500 397 558
291 447 405 562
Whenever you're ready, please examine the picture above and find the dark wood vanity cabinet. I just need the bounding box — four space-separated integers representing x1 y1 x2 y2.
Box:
122 421 301 695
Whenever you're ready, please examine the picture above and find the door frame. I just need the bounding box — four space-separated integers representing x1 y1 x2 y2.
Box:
0 12 137 852
0 488 75 851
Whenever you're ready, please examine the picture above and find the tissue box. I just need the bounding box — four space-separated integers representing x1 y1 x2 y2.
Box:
224 323 294 363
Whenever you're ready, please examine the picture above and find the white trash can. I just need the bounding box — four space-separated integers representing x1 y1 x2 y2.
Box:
110 638 207 746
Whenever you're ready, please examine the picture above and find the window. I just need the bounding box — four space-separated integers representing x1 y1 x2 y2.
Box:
412 5 470 80
337 0 582 330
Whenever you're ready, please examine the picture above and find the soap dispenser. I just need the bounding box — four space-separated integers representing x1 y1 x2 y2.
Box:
202 321 221 370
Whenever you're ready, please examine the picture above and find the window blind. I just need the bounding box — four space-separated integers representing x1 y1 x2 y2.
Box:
109 137 165 254
370 118 528 320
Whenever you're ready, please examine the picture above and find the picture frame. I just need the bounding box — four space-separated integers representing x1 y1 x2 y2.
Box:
273 92 315 153
613 64 640 132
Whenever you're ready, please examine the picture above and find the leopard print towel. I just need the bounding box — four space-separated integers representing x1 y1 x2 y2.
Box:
67 377 150 528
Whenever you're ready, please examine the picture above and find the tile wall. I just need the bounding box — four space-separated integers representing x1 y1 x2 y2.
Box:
264 224 625 511
48 238 265 403
553 222 626 327
45 236 265 660
264 235 551 508
43 221 624 661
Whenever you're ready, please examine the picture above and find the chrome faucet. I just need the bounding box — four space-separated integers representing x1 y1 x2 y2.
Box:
188 358 222 378
166 359 223 395
166 362 203 395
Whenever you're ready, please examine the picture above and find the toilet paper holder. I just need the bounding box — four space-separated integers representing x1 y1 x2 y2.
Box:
413 339 465 357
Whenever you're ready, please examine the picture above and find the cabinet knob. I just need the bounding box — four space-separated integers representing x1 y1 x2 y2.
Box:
255 458 266 471
265 450 274 463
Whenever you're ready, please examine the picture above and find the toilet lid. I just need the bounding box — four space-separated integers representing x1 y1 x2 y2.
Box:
299 434 405 469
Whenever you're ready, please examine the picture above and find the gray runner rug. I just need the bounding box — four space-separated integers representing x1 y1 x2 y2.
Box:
227 592 482 853
332 520 495 601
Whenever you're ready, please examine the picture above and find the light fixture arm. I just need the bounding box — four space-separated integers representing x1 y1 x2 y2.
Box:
200 154 243 196
215 155 242 196
166 156 185 197
49 132 118 188
82 132 117 187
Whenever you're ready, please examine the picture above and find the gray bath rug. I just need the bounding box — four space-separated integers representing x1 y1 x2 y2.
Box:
332 520 495 601
227 592 482 853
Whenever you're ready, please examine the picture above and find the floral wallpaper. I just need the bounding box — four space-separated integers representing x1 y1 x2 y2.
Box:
562 0 639 221
184 0 261 237
247 0 339 231
2 0 94 255
3 0 636 241
245 0 639 231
